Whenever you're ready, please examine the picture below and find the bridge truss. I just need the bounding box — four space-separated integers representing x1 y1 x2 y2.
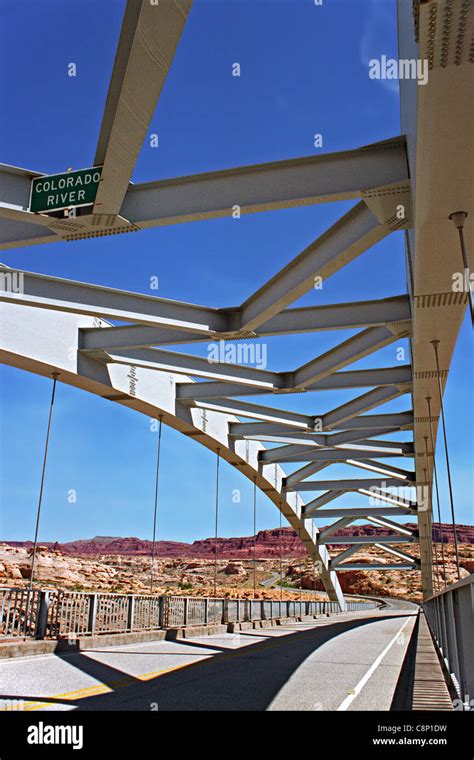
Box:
0 0 472 603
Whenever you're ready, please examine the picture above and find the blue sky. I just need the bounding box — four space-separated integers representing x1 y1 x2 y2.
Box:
0 0 472 543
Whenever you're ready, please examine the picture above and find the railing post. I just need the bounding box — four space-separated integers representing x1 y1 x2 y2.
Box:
87 593 97 636
223 599 228 624
444 591 461 688
439 595 449 660
183 597 188 627
127 595 135 633
436 597 441 644
204 597 209 625
158 596 164 628
436 597 443 644
161 596 170 628
34 591 50 640
261 600 265 620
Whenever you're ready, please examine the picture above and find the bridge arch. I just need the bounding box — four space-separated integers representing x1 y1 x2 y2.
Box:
0 299 345 606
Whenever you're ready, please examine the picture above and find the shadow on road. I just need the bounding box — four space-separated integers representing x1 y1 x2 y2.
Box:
0 612 416 712
67 612 415 711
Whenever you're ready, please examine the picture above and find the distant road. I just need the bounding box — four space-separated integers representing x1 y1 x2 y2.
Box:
260 573 419 611
378 597 419 610
0 607 418 711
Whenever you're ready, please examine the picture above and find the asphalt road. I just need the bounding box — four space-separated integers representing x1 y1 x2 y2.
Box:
0 605 418 712
379 597 419 610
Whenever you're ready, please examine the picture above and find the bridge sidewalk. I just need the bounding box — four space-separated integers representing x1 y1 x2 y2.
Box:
410 612 454 711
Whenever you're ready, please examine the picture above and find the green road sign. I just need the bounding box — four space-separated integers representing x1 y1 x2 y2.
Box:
29 167 103 213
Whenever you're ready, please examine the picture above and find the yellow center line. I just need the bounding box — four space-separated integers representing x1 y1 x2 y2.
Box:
19 658 213 711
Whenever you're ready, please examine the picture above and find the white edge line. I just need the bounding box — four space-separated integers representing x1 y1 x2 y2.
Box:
337 616 413 711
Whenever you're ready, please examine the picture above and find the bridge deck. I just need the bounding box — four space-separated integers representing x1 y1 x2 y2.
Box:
0 602 438 712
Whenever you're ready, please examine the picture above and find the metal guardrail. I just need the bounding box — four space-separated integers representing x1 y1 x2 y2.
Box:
0 587 378 641
345 600 379 612
161 596 351 626
0 588 42 638
423 575 474 708
47 591 163 638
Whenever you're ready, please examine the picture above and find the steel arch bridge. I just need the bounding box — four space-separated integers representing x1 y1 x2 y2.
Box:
0 0 472 606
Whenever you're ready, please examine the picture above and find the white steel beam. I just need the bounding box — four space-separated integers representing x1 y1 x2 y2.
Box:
374 543 418 562
239 202 388 331
311 366 412 392
315 507 416 518
367 517 415 535
292 326 404 388
328 412 413 430
303 491 344 514
360 488 418 509
175 366 412 400
188 397 314 427
347 459 415 480
328 428 400 446
335 563 418 571
260 446 403 464
93 0 193 216
260 295 411 335
344 438 414 455
330 544 363 567
295 476 412 492
120 137 409 229
284 461 331 488
322 386 406 429
79 296 411 350
231 431 328 445
319 517 356 542
81 323 209 350
0 138 409 249
102 347 281 388
319 535 415 545
0 266 229 334
229 421 314 437
0 163 60 247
